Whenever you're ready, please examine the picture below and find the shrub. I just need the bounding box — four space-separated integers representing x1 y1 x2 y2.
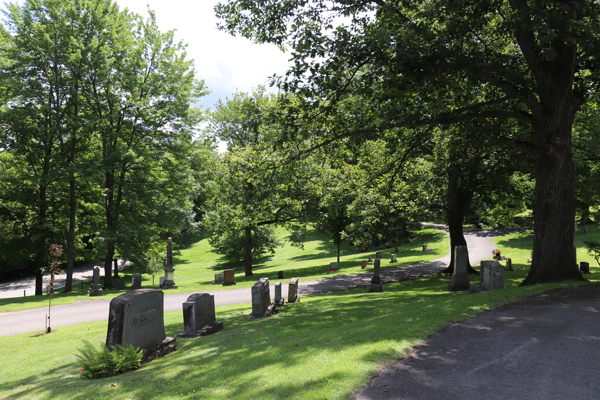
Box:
582 240 600 267
76 340 141 379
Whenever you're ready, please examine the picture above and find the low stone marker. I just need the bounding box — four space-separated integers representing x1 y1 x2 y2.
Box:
580 261 591 274
422 243 428 251
288 278 299 303
132 274 141 290
505 258 513 271
278 271 284 279
177 293 224 338
471 261 504 293
449 246 469 291
369 259 383 292
375 251 382 259
114 277 125 290
213 273 224 284
390 254 397 263
106 289 176 364
274 281 284 306
250 278 271 318
89 267 104 296
360 260 368 269
223 269 236 286
330 262 338 271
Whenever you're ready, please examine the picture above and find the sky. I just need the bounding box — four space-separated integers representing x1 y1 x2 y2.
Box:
114 0 292 111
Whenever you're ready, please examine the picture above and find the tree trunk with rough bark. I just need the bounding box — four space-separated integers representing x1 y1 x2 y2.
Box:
244 226 253 276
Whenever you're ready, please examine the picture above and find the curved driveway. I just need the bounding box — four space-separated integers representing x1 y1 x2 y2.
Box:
0 226 497 336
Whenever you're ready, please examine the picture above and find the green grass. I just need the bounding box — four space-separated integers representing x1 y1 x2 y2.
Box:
0 226 448 313
1 272 596 400
493 223 600 274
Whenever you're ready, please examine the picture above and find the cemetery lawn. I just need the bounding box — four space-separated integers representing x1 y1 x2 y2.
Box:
0 226 448 313
1 271 597 400
493 223 600 274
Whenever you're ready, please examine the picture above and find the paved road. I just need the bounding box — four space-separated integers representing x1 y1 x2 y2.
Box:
0 226 498 336
355 283 600 400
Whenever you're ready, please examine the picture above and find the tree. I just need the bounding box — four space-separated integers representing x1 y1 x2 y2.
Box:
216 0 596 284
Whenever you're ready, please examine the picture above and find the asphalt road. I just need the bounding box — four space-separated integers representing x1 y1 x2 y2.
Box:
355 283 600 400
0 226 498 336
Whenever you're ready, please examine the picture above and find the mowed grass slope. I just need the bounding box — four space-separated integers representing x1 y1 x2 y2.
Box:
0 226 448 313
0 273 594 400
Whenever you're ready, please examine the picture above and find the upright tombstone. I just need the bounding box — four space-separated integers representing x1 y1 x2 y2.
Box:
250 278 271 318
274 281 284 306
177 293 224 338
360 260 368 269
213 273 224 285
375 251 382 259
106 289 175 363
390 254 397 263
223 269 236 286
131 274 141 290
580 261 591 274
584 225 589 234
278 271 284 279
113 258 119 278
505 258 514 271
330 262 338 271
449 246 470 291
161 237 177 289
89 267 104 296
422 243 428 251
480 261 504 290
114 277 125 290
369 258 383 292
288 278 299 303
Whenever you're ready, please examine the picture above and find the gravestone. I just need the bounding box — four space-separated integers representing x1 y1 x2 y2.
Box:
177 293 224 338
288 278 299 303
369 259 383 292
330 262 338 271
480 261 504 290
106 289 176 363
274 281 284 306
89 267 104 296
505 258 514 271
278 271 284 279
223 269 236 286
161 237 177 289
250 278 271 318
584 225 589 234
422 243 428 251
580 261 591 274
159 277 164 286
449 246 470 291
113 258 119 278
390 254 397 263
360 260 368 269
132 274 141 290
213 273 224 285
375 251 382 259
114 277 125 290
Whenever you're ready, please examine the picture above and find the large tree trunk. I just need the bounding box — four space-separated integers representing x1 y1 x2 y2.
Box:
522 102 584 285
103 170 115 289
441 166 479 274
337 240 341 263
244 226 253 276
65 173 76 292
35 268 43 296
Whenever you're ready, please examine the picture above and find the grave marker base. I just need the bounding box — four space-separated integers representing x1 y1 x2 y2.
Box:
160 284 178 290
177 321 224 338
222 282 237 286
368 284 383 293
140 336 176 364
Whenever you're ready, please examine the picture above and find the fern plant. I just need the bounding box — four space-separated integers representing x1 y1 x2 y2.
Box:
76 340 141 379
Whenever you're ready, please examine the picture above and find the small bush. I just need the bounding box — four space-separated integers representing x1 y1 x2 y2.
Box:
582 240 600 267
76 340 141 379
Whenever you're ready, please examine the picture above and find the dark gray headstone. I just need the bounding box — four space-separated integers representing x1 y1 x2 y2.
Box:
505 258 513 271
371 259 381 284
106 289 166 350
288 278 299 303
391 254 397 263
250 278 271 318
177 293 223 338
114 278 125 290
161 237 177 289
330 262 337 271
132 274 141 290
449 246 470 291
480 260 504 290
93 267 100 285
277 271 284 279
580 261 591 274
